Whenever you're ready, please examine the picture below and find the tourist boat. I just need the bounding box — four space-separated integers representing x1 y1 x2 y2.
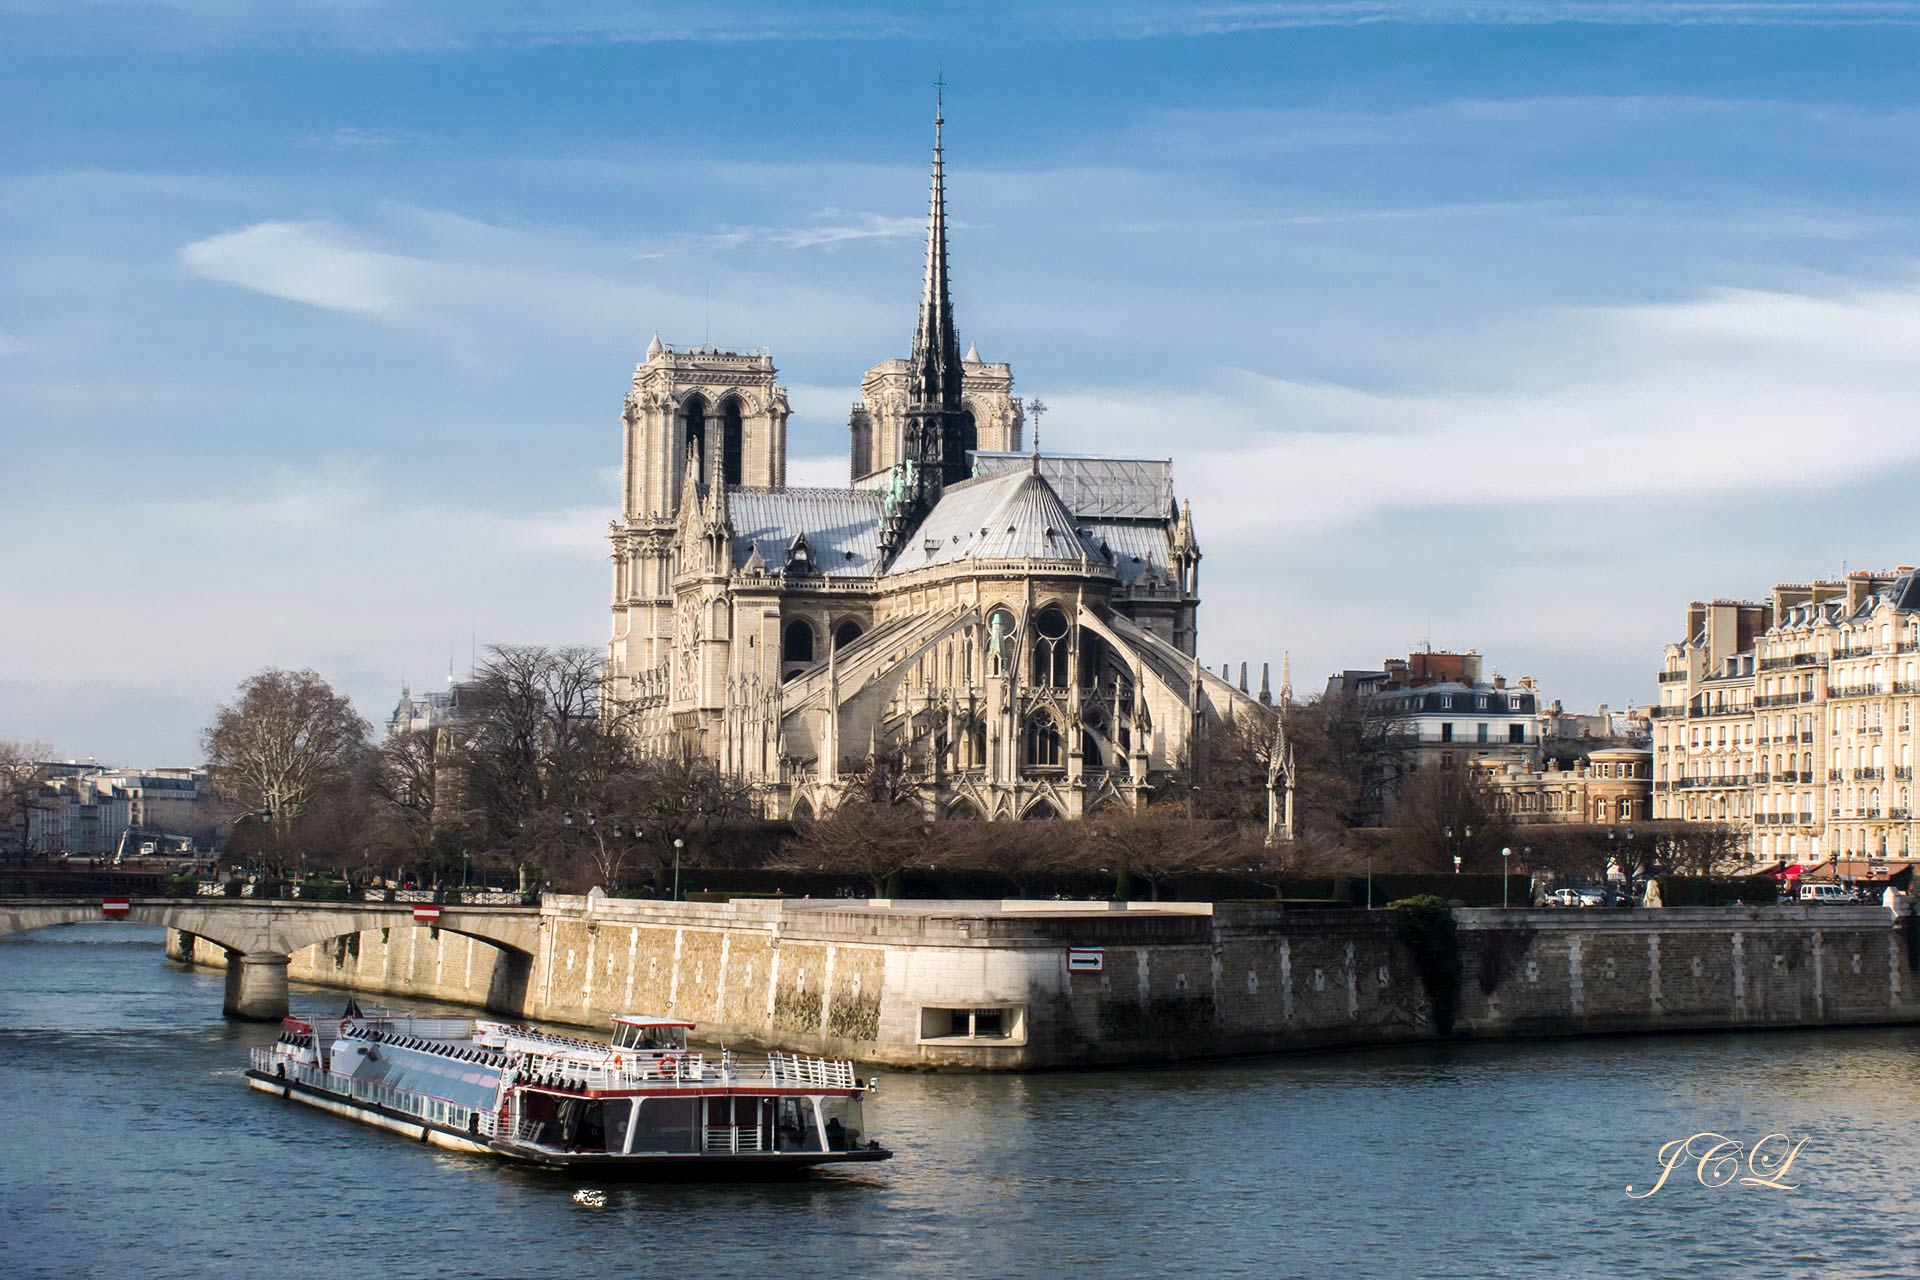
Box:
246 1003 891 1173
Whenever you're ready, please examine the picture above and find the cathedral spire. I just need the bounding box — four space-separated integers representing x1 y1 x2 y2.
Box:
882 80 970 562
911 77 961 407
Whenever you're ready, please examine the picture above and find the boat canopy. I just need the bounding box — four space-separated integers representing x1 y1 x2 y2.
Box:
611 1015 697 1029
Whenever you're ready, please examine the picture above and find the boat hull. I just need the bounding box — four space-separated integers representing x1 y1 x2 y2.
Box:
246 1071 893 1175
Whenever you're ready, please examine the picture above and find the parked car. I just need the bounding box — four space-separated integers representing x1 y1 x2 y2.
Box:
1578 886 1613 908
1542 888 1582 908
1797 882 1860 904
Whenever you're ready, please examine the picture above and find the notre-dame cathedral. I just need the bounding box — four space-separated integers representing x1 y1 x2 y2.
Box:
605 100 1261 820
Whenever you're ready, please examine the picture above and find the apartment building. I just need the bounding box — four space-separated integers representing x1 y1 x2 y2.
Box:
1654 568 1920 873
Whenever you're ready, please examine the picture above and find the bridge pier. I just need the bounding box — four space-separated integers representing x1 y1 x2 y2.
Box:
223 951 289 1021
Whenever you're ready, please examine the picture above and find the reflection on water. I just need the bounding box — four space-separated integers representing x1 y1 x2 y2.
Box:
3 923 1918 1279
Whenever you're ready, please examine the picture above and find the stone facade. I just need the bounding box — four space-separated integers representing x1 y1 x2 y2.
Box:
1654 567 1920 877
603 107 1260 819
166 897 1920 1068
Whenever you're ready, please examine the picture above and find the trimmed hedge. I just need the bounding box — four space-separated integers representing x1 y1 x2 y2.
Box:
1653 875 1780 906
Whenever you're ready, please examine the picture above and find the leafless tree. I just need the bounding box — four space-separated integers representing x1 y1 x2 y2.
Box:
1640 820 1749 878
1074 805 1238 901
946 821 1071 898
202 669 371 868
0 740 52 855
779 799 936 898
1385 764 1513 874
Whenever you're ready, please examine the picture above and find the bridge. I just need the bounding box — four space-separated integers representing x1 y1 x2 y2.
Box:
0 897 543 1020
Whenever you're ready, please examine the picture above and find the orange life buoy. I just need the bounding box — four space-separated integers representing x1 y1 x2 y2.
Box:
655 1054 679 1078
613 1054 624 1069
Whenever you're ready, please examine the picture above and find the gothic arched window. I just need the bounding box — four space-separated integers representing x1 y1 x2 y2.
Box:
941 410 977 485
782 619 816 667
1032 607 1070 688
834 620 864 652
720 397 744 486
1023 714 1063 769
683 394 709 477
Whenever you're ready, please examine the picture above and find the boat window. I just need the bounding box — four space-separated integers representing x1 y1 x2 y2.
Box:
820 1098 866 1151
629 1097 698 1152
602 1099 635 1154
775 1097 819 1152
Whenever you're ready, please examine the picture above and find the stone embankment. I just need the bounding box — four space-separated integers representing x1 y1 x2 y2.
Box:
168 897 1920 1068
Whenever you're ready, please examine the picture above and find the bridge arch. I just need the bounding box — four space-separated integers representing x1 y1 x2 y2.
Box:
0 898 543 1022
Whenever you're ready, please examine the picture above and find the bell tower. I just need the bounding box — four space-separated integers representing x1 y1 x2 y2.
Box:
608 337 790 698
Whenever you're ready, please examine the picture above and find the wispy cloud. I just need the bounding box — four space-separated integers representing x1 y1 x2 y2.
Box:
180 220 408 315
1090 2 1920 37
703 211 928 251
1052 272 1920 535
298 126 425 151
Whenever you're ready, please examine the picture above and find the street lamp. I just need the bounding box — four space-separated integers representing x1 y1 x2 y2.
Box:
673 837 685 902
1502 846 1512 908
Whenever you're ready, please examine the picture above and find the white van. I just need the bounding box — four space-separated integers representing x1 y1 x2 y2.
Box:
1798 882 1859 904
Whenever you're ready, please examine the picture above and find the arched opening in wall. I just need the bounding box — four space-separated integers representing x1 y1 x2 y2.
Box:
985 608 1017 677
682 394 709 479
941 410 978 485
1031 607 1070 688
720 397 744 486
790 797 814 823
961 718 986 770
782 620 816 670
946 799 982 820
1023 713 1063 770
1020 798 1061 820
1081 705 1108 771
834 620 864 652
850 410 872 478
1078 630 1109 692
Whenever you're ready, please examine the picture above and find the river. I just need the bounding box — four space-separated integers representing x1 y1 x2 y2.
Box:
2 924 1916 1279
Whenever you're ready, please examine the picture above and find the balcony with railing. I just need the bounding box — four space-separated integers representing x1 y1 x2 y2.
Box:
1828 684 1887 700
1898 767 1914 781
1658 670 1689 683
1755 692 1814 709
1829 768 1846 782
1855 767 1887 781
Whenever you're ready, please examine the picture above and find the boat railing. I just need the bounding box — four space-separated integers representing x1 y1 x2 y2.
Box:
765 1051 859 1089
532 1049 857 1092
312 1015 476 1043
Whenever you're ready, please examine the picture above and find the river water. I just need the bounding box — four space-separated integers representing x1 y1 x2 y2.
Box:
2 925 1917 1280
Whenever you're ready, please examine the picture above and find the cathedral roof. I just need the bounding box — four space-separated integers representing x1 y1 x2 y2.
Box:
885 468 1097 575
969 452 1175 521
1080 519 1174 585
728 487 886 578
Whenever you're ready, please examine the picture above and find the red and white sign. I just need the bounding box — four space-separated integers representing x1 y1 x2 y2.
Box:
412 904 442 923
101 897 130 918
1067 947 1105 973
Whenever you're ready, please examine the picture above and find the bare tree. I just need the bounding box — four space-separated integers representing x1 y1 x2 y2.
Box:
1643 821 1749 878
0 740 54 855
1386 764 1513 874
947 821 1070 897
780 799 936 898
202 669 371 868
1075 805 1237 901
459 644 631 886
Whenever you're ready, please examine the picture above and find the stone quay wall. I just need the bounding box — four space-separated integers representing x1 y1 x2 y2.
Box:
167 900 1920 1068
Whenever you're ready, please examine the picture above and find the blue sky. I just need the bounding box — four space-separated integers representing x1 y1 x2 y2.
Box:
8 1 1920 762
